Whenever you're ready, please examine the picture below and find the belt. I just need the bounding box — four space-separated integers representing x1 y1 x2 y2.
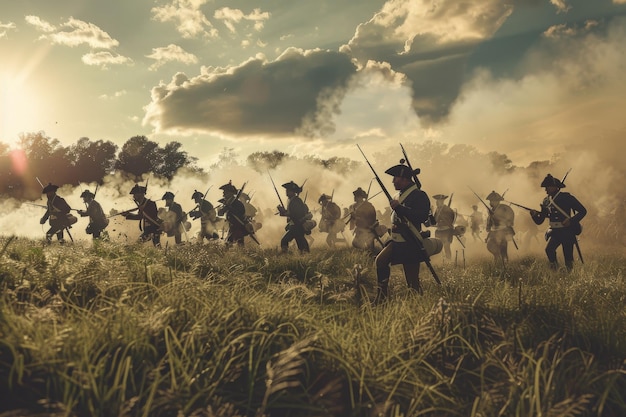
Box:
549 221 565 228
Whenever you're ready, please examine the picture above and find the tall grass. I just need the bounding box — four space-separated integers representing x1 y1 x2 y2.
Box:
0 236 624 416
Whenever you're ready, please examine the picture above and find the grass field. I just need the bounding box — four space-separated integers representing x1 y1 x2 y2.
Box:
0 236 625 417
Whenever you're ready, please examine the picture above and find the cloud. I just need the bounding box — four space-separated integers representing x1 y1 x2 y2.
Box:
152 0 218 39
0 21 17 38
143 48 357 137
550 0 572 13
99 90 128 100
441 16 626 167
213 7 270 33
82 51 132 67
342 0 513 124
146 44 198 71
48 17 119 49
24 15 55 33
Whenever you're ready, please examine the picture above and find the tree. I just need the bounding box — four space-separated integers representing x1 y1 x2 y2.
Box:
115 136 160 179
68 137 118 183
246 150 289 172
154 141 198 180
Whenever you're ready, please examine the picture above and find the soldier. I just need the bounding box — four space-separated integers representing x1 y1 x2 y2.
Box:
374 163 432 302
189 190 220 242
40 183 76 244
485 191 515 264
432 194 455 259
217 181 249 247
469 205 484 242
348 187 378 252
318 194 343 248
530 174 587 271
123 184 161 247
161 191 186 245
277 181 312 253
239 192 262 233
77 189 108 240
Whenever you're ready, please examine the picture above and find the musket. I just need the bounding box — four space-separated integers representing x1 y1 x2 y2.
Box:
221 182 260 245
399 143 422 189
555 168 583 263
505 200 536 212
107 207 140 219
268 170 286 211
357 144 441 285
447 193 454 208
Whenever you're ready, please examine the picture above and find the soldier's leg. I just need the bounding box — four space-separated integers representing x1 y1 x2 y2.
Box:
295 232 310 253
374 243 393 302
562 239 575 271
545 234 560 269
403 263 422 294
280 230 294 252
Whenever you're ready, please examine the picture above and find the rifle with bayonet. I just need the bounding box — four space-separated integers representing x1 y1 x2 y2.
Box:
268 170 286 213
358 144 441 285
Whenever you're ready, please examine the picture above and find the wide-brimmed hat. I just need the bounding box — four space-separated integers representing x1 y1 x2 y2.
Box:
42 183 59 194
282 181 302 193
162 191 175 200
219 182 238 194
80 190 95 199
432 194 448 200
318 194 331 203
486 191 504 201
353 187 367 198
540 174 565 188
384 164 420 179
191 190 203 200
130 184 147 195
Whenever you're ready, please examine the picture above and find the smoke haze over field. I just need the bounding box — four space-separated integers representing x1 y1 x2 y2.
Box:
1 139 623 254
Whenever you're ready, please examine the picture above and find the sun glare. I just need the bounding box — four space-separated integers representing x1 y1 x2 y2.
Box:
0 72 41 147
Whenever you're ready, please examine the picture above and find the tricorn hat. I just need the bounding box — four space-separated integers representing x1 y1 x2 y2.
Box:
80 190 95 199
384 164 420 179
162 191 175 200
42 183 59 194
191 190 203 200
540 174 565 189
318 194 331 203
353 187 367 198
130 184 147 195
282 181 303 193
432 194 448 200
486 191 504 201
219 181 238 194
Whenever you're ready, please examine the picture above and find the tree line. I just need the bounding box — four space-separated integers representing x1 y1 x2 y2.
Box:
0 133 199 199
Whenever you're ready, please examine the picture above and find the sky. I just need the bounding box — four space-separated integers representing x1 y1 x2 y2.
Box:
1 0 626 246
1 0 626 169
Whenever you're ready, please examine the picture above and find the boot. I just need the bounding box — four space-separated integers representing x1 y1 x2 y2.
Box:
549 261 559 270
406 276 423 295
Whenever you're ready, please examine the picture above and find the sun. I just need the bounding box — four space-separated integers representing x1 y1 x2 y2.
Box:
0 72 41 147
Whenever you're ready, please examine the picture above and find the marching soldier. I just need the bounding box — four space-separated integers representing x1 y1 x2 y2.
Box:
123 184 161 247
161 191 186 245
530 174 587 271
485 191 515 264
277 181 312 253
318 194 343 248
348 187 378 252
189 190 220 242
374 163 434 302
217 181 249 247
469 205 484 242
40 183 75 244
432 194 455 259
77 189 108 240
